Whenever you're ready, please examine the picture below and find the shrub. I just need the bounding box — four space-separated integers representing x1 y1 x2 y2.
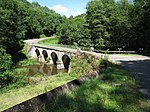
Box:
0 47 14 88
0 71 13 88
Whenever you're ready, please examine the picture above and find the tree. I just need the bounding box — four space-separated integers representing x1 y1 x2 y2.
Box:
109 0 133 50
86 0 113 50
0 0 25 57
57 15 91 48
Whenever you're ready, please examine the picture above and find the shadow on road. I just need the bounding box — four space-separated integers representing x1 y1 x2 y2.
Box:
118 59 150 102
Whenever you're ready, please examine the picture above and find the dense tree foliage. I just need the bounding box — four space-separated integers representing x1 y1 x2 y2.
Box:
57 15 91 47
0 0 64 87
58 0 150 51
0 47 13 88
0 0 150 88
0 0 63 57
86 0 115 49
132 0 150 51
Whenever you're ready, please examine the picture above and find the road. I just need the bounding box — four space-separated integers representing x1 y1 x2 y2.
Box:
24 37 50 44
109 54 150 106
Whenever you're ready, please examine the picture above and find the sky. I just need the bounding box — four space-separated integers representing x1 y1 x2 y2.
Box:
27 0 90 17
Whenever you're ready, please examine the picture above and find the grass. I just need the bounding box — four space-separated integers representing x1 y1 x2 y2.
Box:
44 64 148 112
38 36 59 45
38 36 77 49
38 36 80 50
16 57 38 67
0 55 101 111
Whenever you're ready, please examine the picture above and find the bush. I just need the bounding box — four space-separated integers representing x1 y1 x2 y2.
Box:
0 47 12 72
0 71 13 88
40 34 47 38
0 47 13 88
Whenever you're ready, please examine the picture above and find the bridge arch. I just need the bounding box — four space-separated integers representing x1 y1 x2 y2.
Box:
62 55 70 70
42 50 48 61
51 52 58 65
35 49 40 57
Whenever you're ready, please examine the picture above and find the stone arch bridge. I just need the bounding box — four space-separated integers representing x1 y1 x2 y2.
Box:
27 44 77 70
27 44 102 70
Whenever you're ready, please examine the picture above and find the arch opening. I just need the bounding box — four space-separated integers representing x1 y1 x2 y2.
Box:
62 55 70 70
42 50 48 61
35 49 40 57
51 52 58 65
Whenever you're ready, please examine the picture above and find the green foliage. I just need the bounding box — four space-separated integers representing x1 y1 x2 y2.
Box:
0 47 13 88
86 0 112 49
17 58 38 66
0 47 12 73
0 55 101 111
132 0 150 51
0 0 64 57
109 0 135 50
0 0 65 89
39 37 59 45
56 0 150 52
44 64 148 112
40 34 47 38
0 71 13 89
0 0 24 56
0 50 37 89
57 15 91 48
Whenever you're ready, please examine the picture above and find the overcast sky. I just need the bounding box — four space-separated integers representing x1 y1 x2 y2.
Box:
27 0 90 17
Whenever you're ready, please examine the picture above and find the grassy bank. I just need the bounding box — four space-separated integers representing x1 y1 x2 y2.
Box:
0 55 101 111
44 64 148 112
38 36 59 45
38 36 78 49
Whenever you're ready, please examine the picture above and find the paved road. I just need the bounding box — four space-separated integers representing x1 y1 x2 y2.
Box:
24 37 50 44
109 54 150 106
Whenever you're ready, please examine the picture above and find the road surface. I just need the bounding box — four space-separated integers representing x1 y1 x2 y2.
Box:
24 37 50 44
109 54 150 106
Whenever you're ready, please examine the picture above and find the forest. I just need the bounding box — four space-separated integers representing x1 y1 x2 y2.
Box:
0 0 150 88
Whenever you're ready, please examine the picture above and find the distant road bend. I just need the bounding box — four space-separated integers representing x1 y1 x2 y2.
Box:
24 37 50 44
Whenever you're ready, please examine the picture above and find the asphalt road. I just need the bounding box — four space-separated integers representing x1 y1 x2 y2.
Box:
109 54 150 106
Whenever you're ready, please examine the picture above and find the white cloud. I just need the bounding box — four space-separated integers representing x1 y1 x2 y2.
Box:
27 0 33 3
50 5 69 13
72 12 82 17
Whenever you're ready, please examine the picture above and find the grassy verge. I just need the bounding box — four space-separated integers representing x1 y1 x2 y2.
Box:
38 36 59 45
44 64 148 112
0 55 101 111
38 36 79 49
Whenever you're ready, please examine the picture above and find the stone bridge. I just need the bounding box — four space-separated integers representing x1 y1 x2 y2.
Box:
27 44 76 70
